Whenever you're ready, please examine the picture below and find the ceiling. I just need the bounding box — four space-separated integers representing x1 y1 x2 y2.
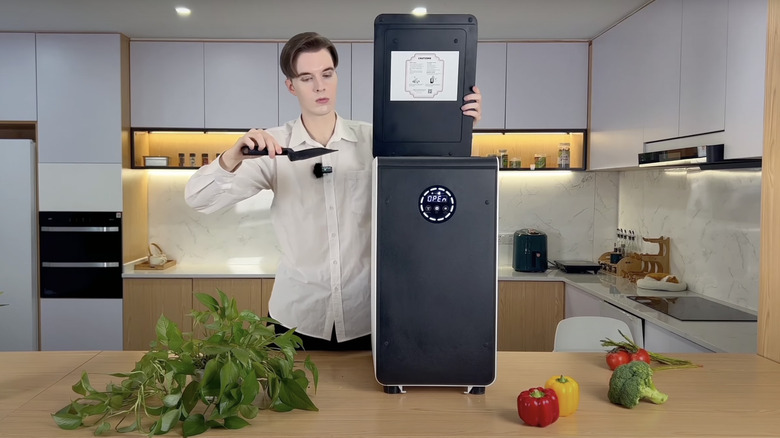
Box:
0 0 650 41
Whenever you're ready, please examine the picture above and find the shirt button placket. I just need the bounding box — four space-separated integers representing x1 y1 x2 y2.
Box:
322 156 345 340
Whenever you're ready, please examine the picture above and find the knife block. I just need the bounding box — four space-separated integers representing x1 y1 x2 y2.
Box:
599 236 671 282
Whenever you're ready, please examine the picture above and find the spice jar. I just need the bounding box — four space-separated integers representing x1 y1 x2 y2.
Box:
534 154 547 169
178 153 185 167
202 153 209 166
558 143 571 169
189 153 196 167
498 149 509 168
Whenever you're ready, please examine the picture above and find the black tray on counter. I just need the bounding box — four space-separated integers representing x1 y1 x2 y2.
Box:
554 260 601 274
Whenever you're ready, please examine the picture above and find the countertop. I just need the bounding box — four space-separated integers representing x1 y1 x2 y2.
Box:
498 267 758 354
123 260 758 354
124 262 278 278
1 350 778 437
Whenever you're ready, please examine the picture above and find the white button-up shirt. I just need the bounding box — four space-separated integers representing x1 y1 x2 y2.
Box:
185 116 374 341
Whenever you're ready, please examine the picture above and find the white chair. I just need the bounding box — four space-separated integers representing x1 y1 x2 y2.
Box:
553 316 633 352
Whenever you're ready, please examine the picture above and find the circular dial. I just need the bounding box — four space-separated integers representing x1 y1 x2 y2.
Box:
419 186 456 223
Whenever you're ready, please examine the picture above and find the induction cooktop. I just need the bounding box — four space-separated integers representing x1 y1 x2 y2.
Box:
626 296 757 322
554 260 601 274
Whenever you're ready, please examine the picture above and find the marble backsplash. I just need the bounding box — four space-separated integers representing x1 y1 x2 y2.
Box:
148 170 620 268
618 168 761 310
497 171 619 262
147 171 280 269
146 167 761 310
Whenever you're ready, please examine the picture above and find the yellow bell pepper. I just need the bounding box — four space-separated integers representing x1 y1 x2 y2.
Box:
544 375 579 416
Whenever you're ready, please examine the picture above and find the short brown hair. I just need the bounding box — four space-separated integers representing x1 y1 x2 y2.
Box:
280 32 339 79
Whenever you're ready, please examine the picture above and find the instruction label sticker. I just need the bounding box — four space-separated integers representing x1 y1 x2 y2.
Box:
390 51 459 101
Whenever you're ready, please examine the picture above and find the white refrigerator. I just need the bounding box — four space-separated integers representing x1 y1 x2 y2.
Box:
0 139 38 351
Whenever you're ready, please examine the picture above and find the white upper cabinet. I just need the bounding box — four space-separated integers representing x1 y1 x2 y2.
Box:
505 43 589 130
38 163 123 211
591 0 767 168
131 41 204 128
0 33 36 121
351 43 374 124
131 41 281 130
641 0 682 143
475 42 507 130
37 34 123 164
641 0 728 144
590 11 646 170
204 43 279 130
679 0 728 137
724 0 768 159
276 42 297 125
278 42 351 126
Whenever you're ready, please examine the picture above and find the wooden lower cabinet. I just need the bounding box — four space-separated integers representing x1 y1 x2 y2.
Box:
124 277 275 350
125 278 558 351
497 281 565 352
123 278 194 350
192 279 261 315
261 278 273 318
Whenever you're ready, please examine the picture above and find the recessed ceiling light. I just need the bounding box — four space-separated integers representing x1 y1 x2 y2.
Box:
412 7 427 16
175 6 192 17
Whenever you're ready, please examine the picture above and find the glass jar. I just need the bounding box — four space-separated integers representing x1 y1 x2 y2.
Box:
498 149 509 168
558 143 571 169
189 153 196 167
510 157 522 169
534 154 546 169
178 153 185 167
202 153 209 166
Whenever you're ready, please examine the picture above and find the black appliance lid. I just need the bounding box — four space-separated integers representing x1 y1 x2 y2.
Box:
372 14 478 158
626 296 757 322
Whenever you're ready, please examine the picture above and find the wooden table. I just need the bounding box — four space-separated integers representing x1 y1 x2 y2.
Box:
1 351 779 437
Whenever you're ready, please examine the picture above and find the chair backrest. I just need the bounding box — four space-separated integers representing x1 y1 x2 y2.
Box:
553 316 633 352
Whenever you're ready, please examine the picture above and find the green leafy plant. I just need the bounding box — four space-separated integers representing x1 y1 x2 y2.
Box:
52 290 318 436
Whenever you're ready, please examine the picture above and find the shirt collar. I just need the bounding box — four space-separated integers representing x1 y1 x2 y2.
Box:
288 114 358 149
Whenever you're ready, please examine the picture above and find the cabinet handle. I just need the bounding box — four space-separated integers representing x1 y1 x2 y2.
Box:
41 262 120 268
41 226 119 232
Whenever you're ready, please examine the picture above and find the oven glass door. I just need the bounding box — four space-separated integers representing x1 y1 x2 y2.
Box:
39 226 121 262
40 265 122 298
39 212 123 299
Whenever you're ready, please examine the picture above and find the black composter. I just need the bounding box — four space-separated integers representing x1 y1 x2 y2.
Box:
371 14 498 394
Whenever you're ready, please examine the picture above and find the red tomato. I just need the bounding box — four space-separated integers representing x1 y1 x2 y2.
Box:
630 348 651 364
606 350 630 370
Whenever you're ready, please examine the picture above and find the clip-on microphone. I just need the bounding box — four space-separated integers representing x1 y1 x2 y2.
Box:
313 162 333 178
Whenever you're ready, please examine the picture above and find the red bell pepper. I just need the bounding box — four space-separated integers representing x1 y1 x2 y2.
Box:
517 387 559 427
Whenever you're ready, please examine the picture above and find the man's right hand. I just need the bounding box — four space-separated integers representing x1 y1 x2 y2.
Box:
219 128 283 172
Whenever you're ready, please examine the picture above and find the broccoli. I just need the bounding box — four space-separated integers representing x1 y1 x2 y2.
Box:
608 361 669 408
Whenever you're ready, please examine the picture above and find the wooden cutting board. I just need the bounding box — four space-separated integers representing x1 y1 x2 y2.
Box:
134 260 176 270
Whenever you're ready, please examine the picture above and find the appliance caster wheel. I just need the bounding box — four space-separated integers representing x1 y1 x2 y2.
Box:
383 385 405 394
467 386 485 395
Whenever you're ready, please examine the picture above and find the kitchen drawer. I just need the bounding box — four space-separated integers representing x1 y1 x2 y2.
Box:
600 301 644 348
644 321 714 353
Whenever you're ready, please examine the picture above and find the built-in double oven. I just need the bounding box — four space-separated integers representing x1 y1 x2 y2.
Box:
39 212 123 350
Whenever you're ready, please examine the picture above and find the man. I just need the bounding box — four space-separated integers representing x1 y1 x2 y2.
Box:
185 32 482 350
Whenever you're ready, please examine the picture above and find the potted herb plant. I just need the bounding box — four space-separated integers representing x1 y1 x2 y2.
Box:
52 290 318 436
